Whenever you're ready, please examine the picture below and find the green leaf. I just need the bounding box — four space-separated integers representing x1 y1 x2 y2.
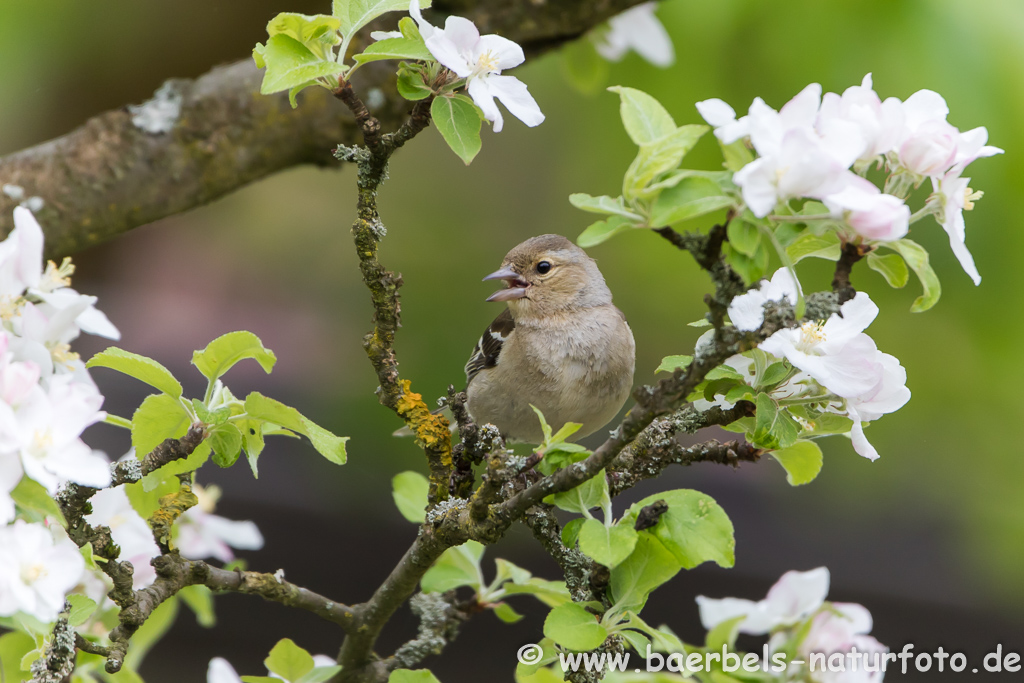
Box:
724 241 769 284
392 471 429 523
494 558 533 586
10 476 65 525
576 216 632 248
192 331 277 382
244 392 348 465
568 193 642 220
421 541 485 593
705 615 745 653
719 138 753 172
727 220 761 257
397 68 433 100
884 239 941 311
560 38 608 94
800 412 854 436
333 0 430 39
238 417 265 477
622 490 735 571
259 34 346 96
771 440 823 486
492 602 524 623
753 392 778 444
209 424 243 468
548 470 608 515
561 517 585 547
266 638 315 682
179 585 216 628
267 13 341 54
543 602 608 651
298 666 344 683
625 126 711 199
66 594 97 627
655 355 692 374
577 518 638 569
192 399 231 426
758 362 790 388
608 86 675 146
0 631 34 683
132 393 190 458
87 347 182 398
618 628 651 655
867 251 909 289
608 534 681 613
241 677 282 683
124 597 179 672
649 177 733 227
388 670 442 683
786 231 841 263
354 36 433 64
502 579 570 607
431 95 483 164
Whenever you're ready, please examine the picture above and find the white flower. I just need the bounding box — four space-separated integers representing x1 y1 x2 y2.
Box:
893 89 960 178
734 127 852 218
727 268 800 332
697 567 830 635
816 74 903 166
798 603 887 683
759 293 884 399
409 0 543 132
86 487 161 589
0 453 21 524
208 657 243 683
0 520 85 622
5 374 109 494
696 98 750 144
177 485 264 563
594 2 674 68
0 207 44 303
823 178 909 242
931 169 984 285
835 352 910 461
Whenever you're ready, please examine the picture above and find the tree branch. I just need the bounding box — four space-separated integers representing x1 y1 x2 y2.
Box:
832 241 869 304
0 0 650 258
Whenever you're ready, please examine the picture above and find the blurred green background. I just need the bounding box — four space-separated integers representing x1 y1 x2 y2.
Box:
2 0 1023 679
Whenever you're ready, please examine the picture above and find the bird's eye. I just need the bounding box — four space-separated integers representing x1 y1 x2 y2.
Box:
536 261 552 274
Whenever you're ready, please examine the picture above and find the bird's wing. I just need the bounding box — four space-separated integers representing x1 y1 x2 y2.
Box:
465 308 515 383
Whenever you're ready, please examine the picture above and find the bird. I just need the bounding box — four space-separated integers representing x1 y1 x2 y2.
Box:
464 234 635 444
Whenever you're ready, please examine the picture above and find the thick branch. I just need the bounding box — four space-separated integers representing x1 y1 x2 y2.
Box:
0 0 650 257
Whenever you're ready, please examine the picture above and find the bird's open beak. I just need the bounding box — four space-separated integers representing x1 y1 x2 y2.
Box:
483 266 529 302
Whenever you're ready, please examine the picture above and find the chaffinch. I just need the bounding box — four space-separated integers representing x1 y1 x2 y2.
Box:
465 234 635 444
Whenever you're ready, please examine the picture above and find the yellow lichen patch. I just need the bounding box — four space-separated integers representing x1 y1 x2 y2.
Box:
149 483 199 549
395 379 452 466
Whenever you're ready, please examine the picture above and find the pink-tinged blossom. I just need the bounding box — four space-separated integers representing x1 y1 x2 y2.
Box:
0 454 20 524
594 3 674 68
817 73 903 165
86 487 160 589
697 567 830 635
798 603 888 683
0 520 84 622
759 293 884 399
177 485 264 563
823 178 909 242
835 352 910 461
409 0 543 132
727 268 800 332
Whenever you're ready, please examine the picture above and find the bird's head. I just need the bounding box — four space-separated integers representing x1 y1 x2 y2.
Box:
483 234 612 319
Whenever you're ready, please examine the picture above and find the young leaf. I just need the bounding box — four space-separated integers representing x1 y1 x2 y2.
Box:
431 95 483 164
354 36 433 64
568 193 642 220
333 0 431 40
786 231 841 263
388 670 442 683
132 393 190 457
10 476 65 525
866 251 909 289
209 424 243 468
770 440 823 486
87 348 182 398
392 471 429 523
265 638 315 682
267 13 341 48
192 331 277 382
548 470 608 515
259 34 346 96
493 558 533 586
576 216 632 248
492 602 524 623
577 518 638 569
608 86 676 146
244 392 348 465
655 355 692 374
298 666 344 683
397 68 433 100
543 602 608 651
608 534 681 613
726 220 761 257
561 517 585 547
883 239 941 312
66 594 97 627
502 579 571 607
719 138 753 172
0 631 34 683
705 615 745 654
624 125 710 198
421 541 485 593
622 490 735 570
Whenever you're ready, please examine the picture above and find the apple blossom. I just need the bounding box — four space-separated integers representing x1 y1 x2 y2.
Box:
208 657 243 683
727 267 800 332
823 179 910 242
798 603 887 683
695 98 750 143
593 2 675 68
409 0 544 133
0 454 20 524
832 352 910 461
697 566 830 635
86 486 161 589
759 292 885 399
817 73 903 166
176 485 264 563
0 519 84 622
